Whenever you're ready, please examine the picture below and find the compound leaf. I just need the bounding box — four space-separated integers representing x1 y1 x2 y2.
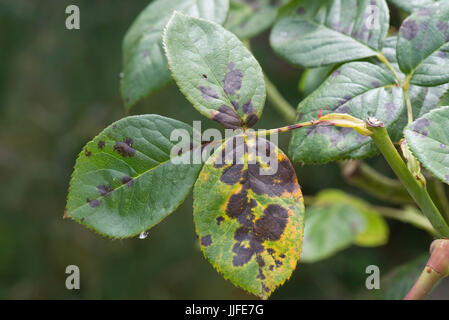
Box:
270 0 390 68
225 0 288 40
397 1 449 86
301 190 388 263
405 106 449 185
164 12 265 129
289 62 404 164
121 0 229 110
65 115 202 239
193 135 304 299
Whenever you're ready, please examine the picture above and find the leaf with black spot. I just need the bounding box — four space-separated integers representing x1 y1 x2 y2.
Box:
65 115 202 238
289 62 404 164
193 135 304 299
270 0 390 68
121 0 229 110
225 0 288 40
397 2 449 86
163 12 265 129
404 106 449 185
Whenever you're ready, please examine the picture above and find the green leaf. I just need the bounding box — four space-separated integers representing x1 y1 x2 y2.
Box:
193 135 304 299
380 254 427 300
439 88 449 106
289 62 404 164
164 12 265 129
374 37 449 141
301 190 388 263
121 0 229 110
397 1 449 86
270 0 390 68
298 65 335 96
405 106 449 185
225 0 288 40
388 0 439 14
65 115 202 239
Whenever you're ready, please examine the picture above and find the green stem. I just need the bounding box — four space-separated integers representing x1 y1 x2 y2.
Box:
428 178 449 225
341 160 413 205
404 88 414 124
376 52 402 85
368 123 449 238
372 205 436 236
264 75 297 123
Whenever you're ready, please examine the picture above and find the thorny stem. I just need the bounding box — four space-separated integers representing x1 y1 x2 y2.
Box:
367 123 449 238
341 160 413 205
405 239 449 300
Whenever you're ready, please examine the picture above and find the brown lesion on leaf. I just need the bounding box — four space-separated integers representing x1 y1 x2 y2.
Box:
86 198 100 208
85 149 92 157
201 235 212 247
223 62 243 96
98 140 105 149
121 175 134 188
216 216 224 225
97 184 114 197
114 138 136 157
212 105 244 129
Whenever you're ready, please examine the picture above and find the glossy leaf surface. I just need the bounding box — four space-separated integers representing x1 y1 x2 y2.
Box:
164 13 265 129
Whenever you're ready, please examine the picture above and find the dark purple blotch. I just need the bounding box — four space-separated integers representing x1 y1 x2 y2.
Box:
114 138 136 157
201 235 212 247
212 105 243 129
86 198 100 208
97 184 114 197
200 86 219 100
223 63 243 96
401 20 419 41
413 118 430 137
122 175 134 188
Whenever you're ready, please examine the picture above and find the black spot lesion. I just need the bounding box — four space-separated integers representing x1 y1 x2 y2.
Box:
200 86 219 100
121 175 134 188
212 105 243 129
215 138 294 271
413 118 430 137
85 149 92 157
98 141 105 149
216 216 224 225
114 138 136 157
86 198 100 208
201 235 212 247
97 184 114 197
223 62 243 96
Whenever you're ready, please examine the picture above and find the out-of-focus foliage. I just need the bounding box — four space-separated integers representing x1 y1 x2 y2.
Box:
0 0 447 299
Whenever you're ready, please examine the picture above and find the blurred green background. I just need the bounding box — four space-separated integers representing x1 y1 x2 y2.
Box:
0 0 447 299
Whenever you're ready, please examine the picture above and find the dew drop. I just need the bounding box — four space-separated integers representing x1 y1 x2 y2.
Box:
138 231 149 239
